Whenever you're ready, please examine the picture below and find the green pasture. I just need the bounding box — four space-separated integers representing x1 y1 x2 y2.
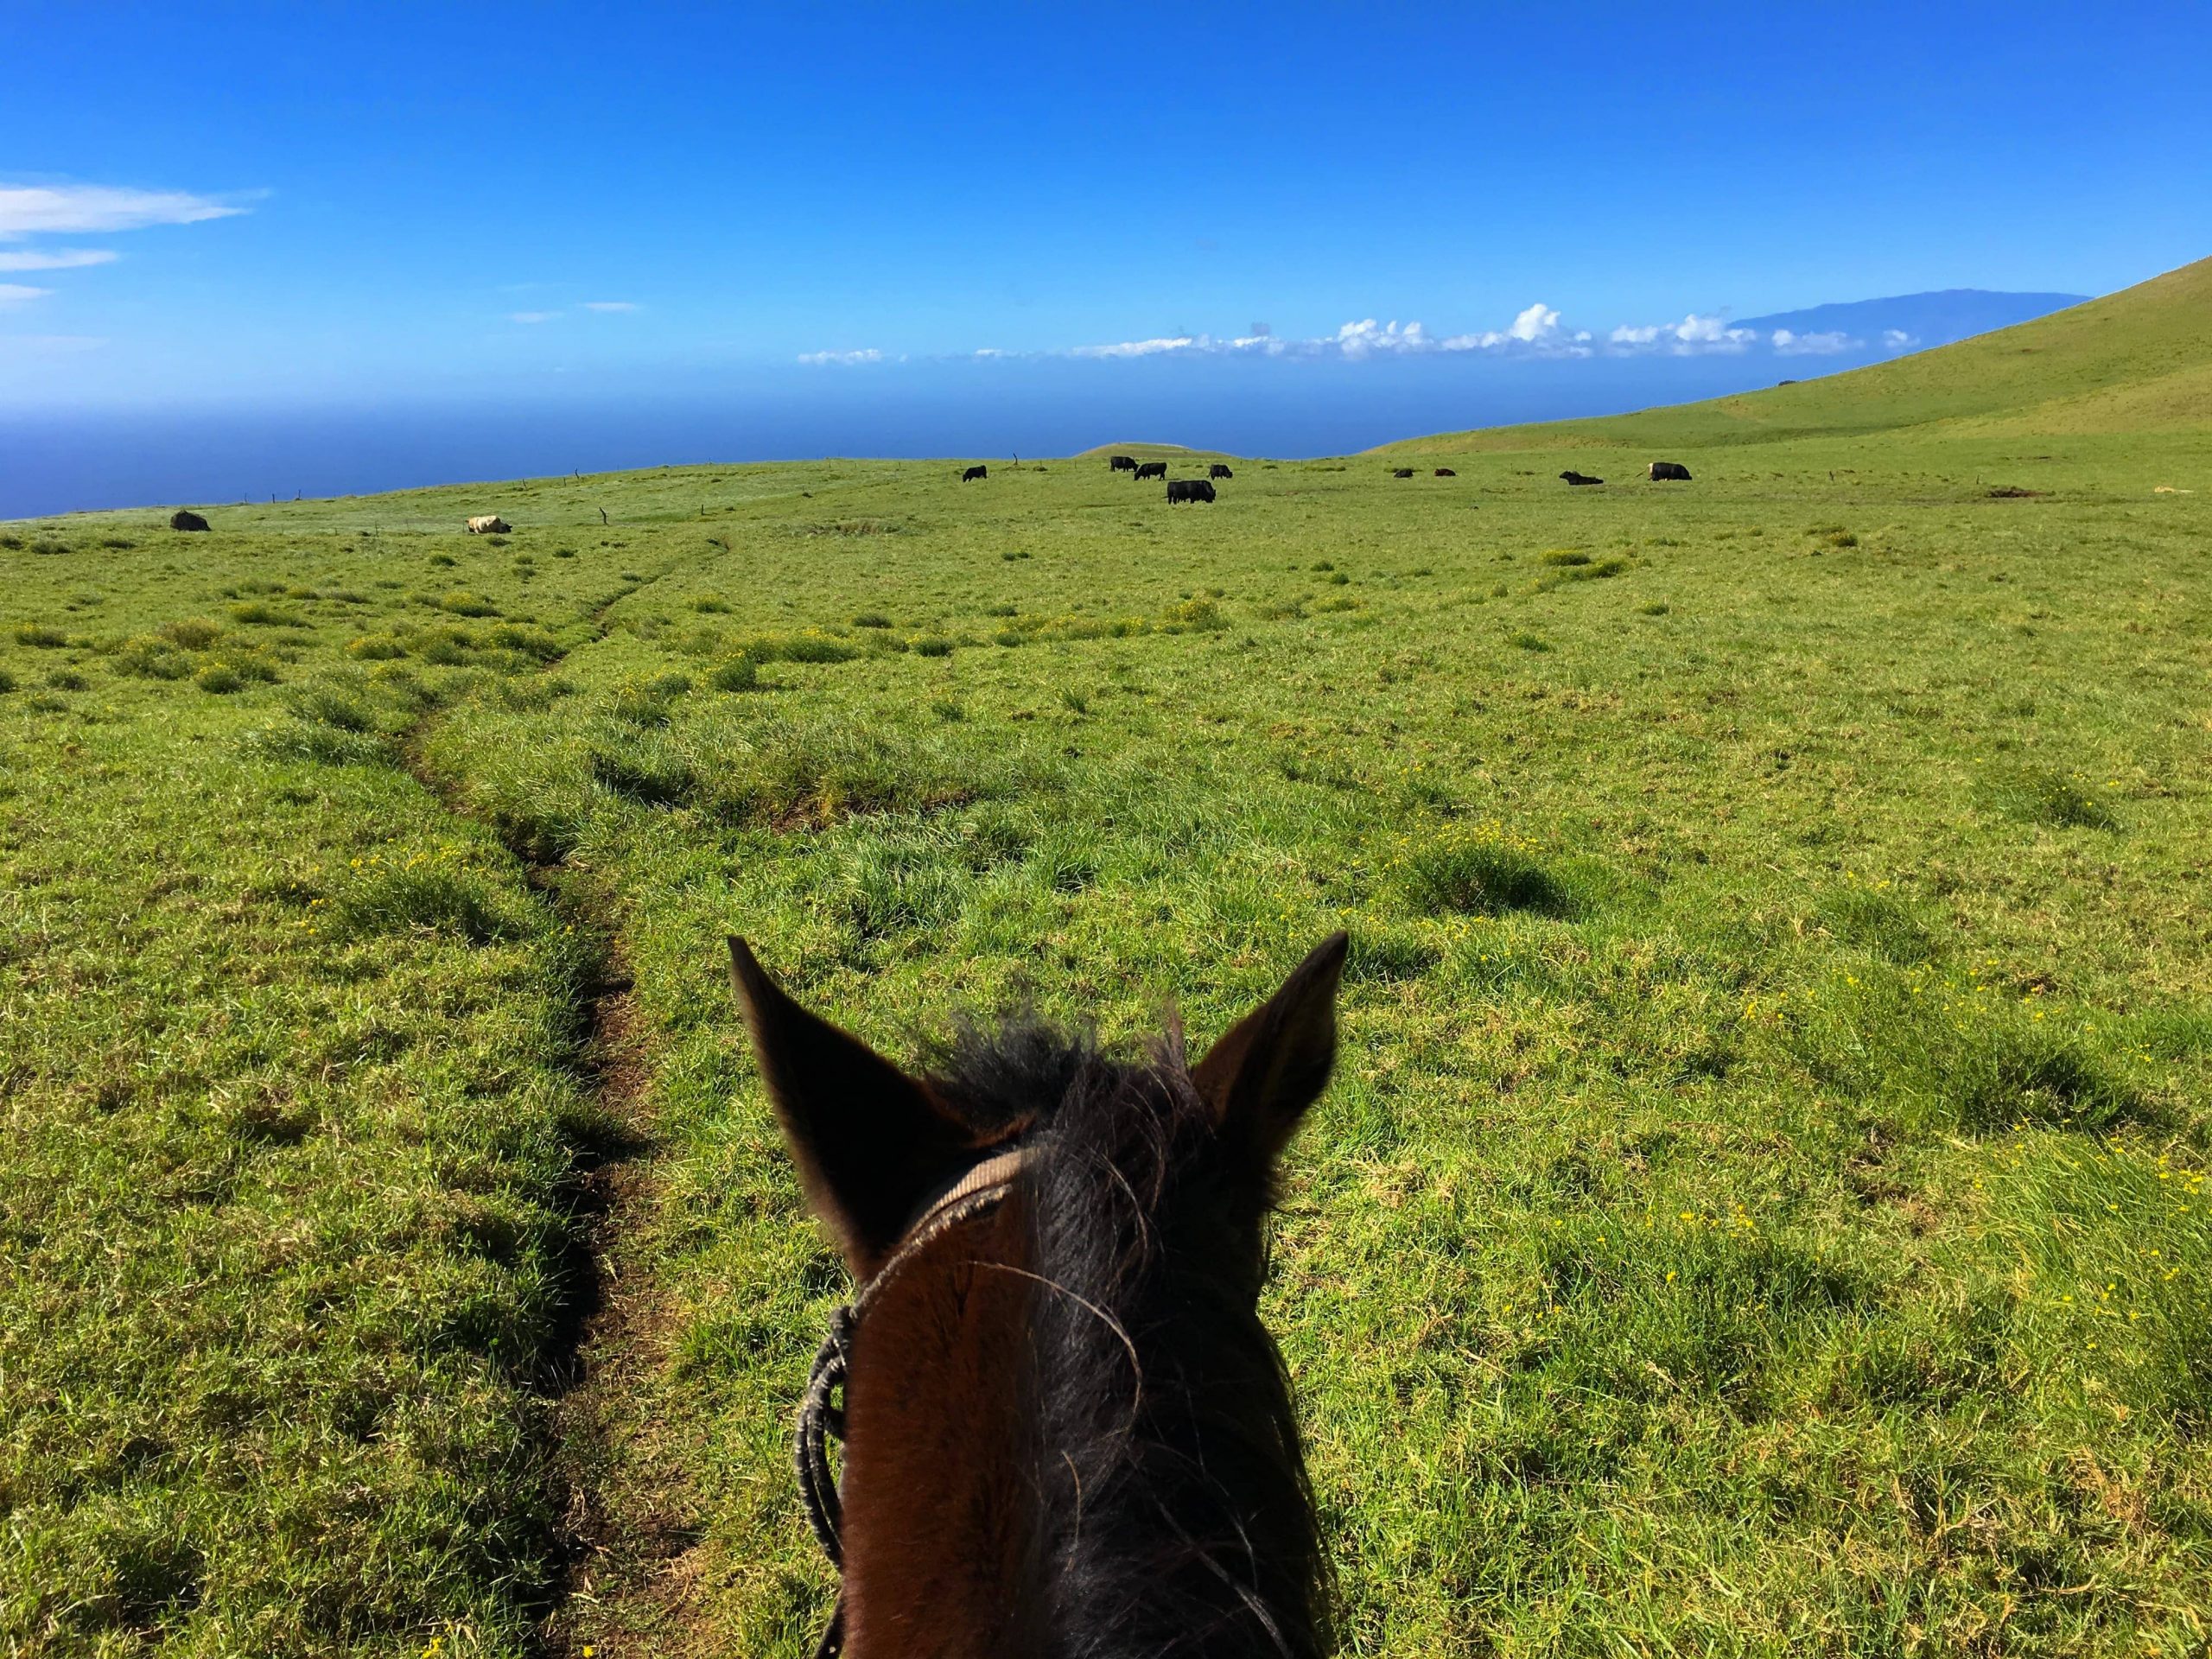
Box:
4 268 2210 1656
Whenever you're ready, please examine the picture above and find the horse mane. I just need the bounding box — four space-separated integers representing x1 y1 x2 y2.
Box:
925 1020 1332 1659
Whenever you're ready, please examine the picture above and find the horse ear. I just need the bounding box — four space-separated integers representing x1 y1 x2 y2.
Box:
1192 932 1347 1167
728 938 976 1277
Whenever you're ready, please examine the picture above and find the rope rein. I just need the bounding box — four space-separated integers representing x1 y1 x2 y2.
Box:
794 1149 1028 1659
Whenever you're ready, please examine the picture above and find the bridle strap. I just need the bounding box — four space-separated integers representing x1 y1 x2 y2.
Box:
793 1148 1027 1659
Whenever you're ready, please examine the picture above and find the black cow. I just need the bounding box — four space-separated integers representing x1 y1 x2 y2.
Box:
170 509 211 531
1135 461 1167 481
1109 454 1137 472
1559 470 1605 486
1434 467 1456 477
1208 463 1233 480
962 465 988 482
1166 479 1217 505
1392 467 1414 479
1649 461 1693 481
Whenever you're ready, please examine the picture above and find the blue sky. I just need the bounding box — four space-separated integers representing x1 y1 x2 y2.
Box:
1 1 2207 505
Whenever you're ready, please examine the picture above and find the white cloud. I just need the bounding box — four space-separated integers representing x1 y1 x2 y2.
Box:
1882 328 1918 352
510 310 560 324
0 283 54 305
852 297 1878 368
1334 319 1432 359
582 300 638 313
1508 302 1560 343
1071 334 1202 359
1771 327 1855 356
0 184 245 237
1609 313 1759 354
0 247 117 272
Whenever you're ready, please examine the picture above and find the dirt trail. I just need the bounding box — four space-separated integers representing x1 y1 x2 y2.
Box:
397 562 720 1654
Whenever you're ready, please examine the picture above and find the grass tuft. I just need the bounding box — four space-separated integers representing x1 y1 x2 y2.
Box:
1983 766 2120 830
330 864 522 945
1401 828 1581 919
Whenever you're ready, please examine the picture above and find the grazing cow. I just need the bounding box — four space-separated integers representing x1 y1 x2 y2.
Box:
962 465 988 482
1559 470 1605 486
1166 479 1217 505
1392 468 1414 479
169 509 211 532
1649 461 1693 481
1434 467 1456 477
1109 454 1137 472
1135 461 1167 481
1209 463 1233 480
466 515 512 534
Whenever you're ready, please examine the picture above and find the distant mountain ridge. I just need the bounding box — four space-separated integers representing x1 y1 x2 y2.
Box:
1733 289 2088 351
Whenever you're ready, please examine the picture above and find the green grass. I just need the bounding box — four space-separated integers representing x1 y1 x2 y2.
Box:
4 295 2212 1655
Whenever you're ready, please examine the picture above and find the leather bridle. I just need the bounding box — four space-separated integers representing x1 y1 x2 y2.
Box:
793 1147 1028 1659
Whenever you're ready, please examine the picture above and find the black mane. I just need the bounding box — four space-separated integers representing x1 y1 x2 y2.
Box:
928 1022 1332 1659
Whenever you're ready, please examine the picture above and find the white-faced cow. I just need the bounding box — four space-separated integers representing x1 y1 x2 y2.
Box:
466 515 511 534
1166 479 1217 504
962 465 988 482
1649 461 1693 481
1134 461 1167 482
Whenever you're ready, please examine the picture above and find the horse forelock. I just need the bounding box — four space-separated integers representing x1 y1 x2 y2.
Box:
908 1019 1331 1659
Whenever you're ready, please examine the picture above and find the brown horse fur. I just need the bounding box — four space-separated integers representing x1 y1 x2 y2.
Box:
728 934 1347 1659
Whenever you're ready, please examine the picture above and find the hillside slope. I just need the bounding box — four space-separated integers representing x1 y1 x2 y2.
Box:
1376 255 2212 454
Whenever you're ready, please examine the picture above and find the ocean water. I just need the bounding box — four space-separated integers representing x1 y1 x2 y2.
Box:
1 351 1848 520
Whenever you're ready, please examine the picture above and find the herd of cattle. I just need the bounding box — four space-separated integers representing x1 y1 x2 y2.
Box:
160 456 1702 535
1561 462 1692 486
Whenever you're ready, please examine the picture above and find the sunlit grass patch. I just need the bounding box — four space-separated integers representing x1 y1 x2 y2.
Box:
1820 882 1938 964
285 683 378 732
159 616 224 649
1399 826 1582 919
705 656 760 692
245 723 385 766
328 860 524 946
1981 766 2120 830
111 635 194 679
589 742 695 809
1945 1019 2147 1133
693 716 1043 830
727 629 861 666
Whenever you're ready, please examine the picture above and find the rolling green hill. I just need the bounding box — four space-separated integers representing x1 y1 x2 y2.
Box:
1376 254 2212 454
5 251 2211 1657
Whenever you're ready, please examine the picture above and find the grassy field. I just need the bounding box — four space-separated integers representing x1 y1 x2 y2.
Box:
4 263 2210 1656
